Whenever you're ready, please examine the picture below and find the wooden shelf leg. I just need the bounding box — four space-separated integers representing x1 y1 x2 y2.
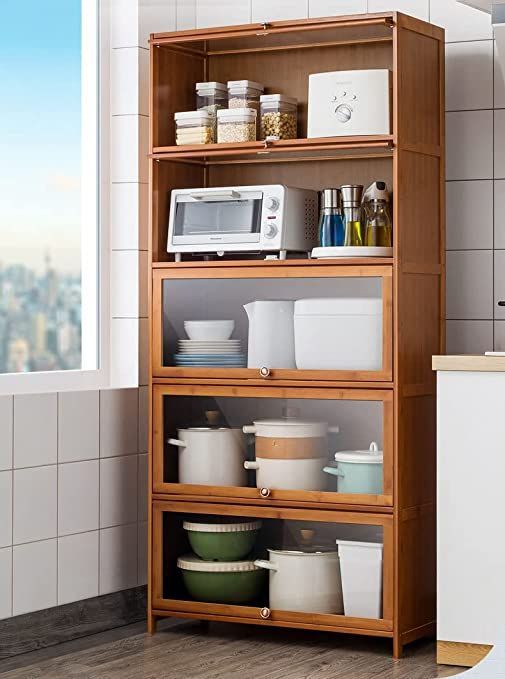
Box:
147 613 158 635
393 634 403 659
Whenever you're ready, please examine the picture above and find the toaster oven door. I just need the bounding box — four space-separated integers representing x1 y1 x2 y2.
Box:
172 189 263 245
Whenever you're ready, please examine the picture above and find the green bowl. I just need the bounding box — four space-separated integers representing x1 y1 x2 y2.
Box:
183 520 261 562
178 555 265 604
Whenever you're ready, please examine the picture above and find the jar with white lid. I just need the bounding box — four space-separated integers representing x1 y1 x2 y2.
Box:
217 108 257 143
260 94 298 140
174 110 214 145
227 80 264 113
195 81 227 137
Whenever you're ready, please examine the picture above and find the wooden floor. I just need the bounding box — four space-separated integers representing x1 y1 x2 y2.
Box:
0 619 465 679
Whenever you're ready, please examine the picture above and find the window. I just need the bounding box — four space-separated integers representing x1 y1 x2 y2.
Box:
0 1 107 392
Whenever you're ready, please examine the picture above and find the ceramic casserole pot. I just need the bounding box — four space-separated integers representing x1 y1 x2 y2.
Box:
254 547 343 614
243 418 339 491
323 442 383 494
178 555 265 604
167 427 246 487
183 519 262 561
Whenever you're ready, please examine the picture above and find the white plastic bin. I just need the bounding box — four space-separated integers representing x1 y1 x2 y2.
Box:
294 298 382 370
336 539 383 619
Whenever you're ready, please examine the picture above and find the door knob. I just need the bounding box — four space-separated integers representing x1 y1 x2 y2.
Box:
260 607 271 619
260 487 271 498
260 367 271 378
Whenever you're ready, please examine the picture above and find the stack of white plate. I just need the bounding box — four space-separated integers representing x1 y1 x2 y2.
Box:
175 339 246 367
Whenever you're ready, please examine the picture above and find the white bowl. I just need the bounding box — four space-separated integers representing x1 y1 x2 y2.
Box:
184 320 235 341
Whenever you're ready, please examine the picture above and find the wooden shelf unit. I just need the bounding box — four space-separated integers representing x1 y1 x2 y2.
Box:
147 11 445 659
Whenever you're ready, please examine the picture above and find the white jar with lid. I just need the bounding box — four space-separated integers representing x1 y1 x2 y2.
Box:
227 80 264 113
217 108 257 143
260 94 298 140
196 82 227 137
174 110 214 145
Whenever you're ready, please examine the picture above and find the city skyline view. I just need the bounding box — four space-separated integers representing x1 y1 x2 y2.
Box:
0 1 83 373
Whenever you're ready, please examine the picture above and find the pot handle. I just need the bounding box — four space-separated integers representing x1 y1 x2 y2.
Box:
244 460 259 470
254 559 277 571
323 466 344 477
243 425 257 434
328 426 340 434
167 438 186 448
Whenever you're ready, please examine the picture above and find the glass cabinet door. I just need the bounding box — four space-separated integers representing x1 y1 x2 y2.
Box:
152 502 393 633
152 385 393 507
152 264 392 382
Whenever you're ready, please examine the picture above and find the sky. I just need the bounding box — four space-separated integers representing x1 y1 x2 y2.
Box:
0 0 83 274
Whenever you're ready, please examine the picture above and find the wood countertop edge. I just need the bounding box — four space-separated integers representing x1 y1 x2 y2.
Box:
433 355 505 372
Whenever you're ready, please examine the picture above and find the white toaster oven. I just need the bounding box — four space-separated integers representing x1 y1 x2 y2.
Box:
308 69 392 138
167 185 318 260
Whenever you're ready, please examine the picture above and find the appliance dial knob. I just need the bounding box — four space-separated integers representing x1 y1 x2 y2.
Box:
264 223 278 239
266 197 279 211
335 103 352 123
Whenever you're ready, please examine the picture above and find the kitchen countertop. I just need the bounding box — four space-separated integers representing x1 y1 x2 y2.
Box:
433 355 505 371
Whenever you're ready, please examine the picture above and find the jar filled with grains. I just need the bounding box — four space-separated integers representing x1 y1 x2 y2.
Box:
174 110 214 145
260 94 298 140
196 81 227 138
217 108 257 143
227 79 264 133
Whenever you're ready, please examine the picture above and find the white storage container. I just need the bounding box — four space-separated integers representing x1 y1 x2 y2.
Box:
336 539 383 619
294 298 382 370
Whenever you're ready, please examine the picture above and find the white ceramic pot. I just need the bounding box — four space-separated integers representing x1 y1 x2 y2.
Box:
244 457 328 491
243 418 339 491
254 548 344 614
167 428 246 486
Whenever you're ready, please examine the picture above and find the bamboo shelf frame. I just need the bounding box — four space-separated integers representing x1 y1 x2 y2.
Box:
147 10 445 659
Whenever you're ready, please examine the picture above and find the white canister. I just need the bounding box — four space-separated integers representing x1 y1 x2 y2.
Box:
336 540 383 619
243 300 296 369
243 418 339 491
255 548 344 614
167 428 246 487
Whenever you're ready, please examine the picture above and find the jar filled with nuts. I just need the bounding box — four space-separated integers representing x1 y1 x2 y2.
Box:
260 94 298 140
217 108 257 143
196 81 227 138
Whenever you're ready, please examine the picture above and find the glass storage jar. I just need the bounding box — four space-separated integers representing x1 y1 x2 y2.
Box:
227 80 264 114
174 110 214 145
196 81 227 138
217 108 257 143
260 94 298 140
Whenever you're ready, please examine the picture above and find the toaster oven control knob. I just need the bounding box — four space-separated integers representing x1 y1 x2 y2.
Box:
335 103 352 123
264 223 278 239
265 197 279 212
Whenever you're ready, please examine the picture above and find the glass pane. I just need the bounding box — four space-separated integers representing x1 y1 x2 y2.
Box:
163 395 384 495
162 277 383 371
163 510 384 619
0 1 95 374
174 199 262 236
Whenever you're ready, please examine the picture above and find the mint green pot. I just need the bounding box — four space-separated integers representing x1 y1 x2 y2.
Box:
180 568 265 604
324 461 383 494
187 530 258 561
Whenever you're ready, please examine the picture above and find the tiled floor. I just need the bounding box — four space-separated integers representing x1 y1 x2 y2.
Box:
0 619 465 679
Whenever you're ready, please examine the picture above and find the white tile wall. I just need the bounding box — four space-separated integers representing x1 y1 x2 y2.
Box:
99 524 138 595
445 41 493 112
137 521 148 587
100 456 138 528
446 111 493 181
0 472 12 548
0 397 13 471
13 540 57 616
309 0 366 17
495 180 505 249
446 181 493 251
430 0 493 42
368 0 428 21
494 110 505 180
495 42 505 109
58 391 99 464
494 251 505 320
252 0 308 22
177 0 197 29
13 394 57 468
446 250 494 320
58 461 100 536
13 466 57 545
495 321 505 351
0 547 12 620
197 0 250 27
58 532 99 605
446 321 494 355
138 454 149 523
140 0 176 46
138 386 149 453
100 389 139 458
110 319 141 388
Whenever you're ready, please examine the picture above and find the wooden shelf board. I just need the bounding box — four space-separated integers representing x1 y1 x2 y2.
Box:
151 135 394 163
152 257 394 268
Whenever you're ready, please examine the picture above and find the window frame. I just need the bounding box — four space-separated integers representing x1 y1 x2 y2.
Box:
0 0 111 395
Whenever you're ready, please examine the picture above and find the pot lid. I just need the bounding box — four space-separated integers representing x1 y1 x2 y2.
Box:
177 555 261 572
294 297 382 316
252 418 328 428
183 520 261 533
179 427 240 433
267 547 338 556
333 442 383 464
